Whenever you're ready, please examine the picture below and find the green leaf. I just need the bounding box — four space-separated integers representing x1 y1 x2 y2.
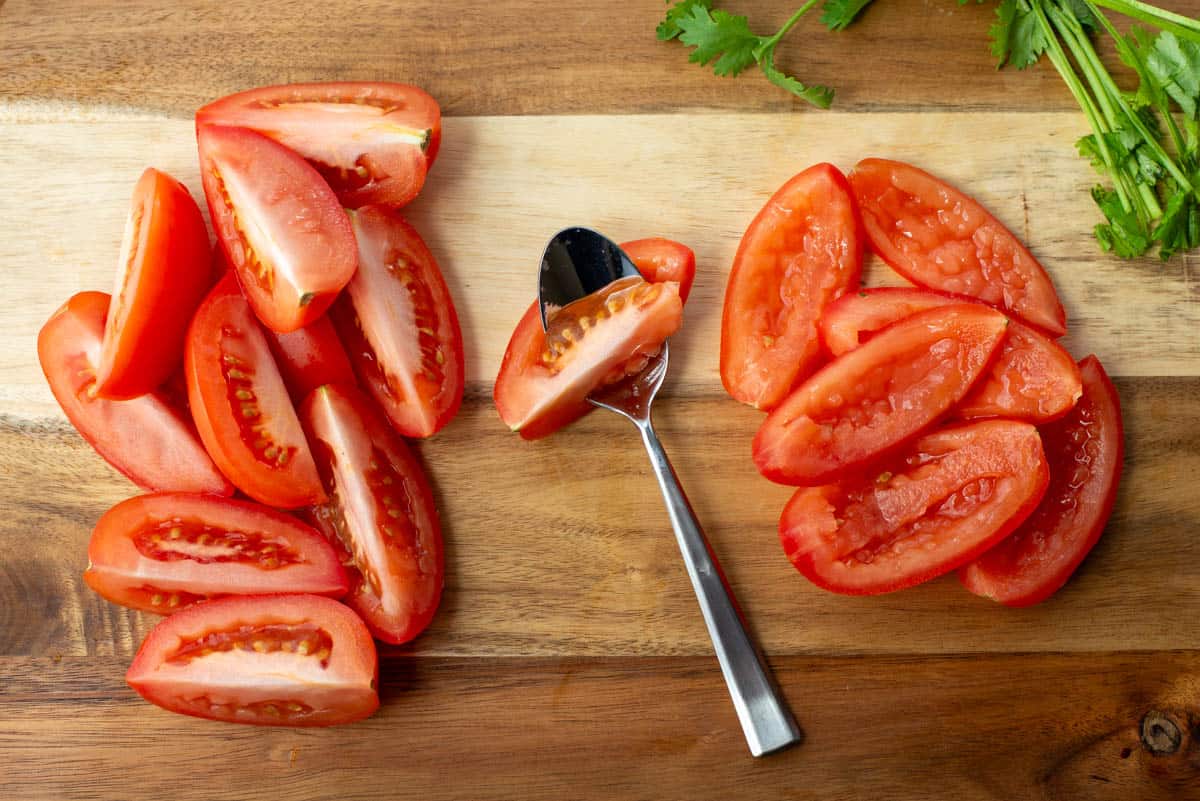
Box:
820 0 875 32
1144 31 1200 120
990 0 1046 69
677 5 762 77
657 0 713 41
1152 182 1200 260
1057 0 1098 32
1077 128 1164 184
759 45 835 108
1091 185 1152 258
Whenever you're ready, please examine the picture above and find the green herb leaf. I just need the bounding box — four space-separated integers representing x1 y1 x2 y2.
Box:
677 5 762 77
1144 31 1200 119
990 0 1047 69
759 45 835 108
657 0 714 41
1057 0 1098 32
1153 181 1200 260
820 0 875 32
1092 185 1152 258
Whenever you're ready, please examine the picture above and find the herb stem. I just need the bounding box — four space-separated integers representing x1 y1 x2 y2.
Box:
1090 0 1200 41
761 0 822 49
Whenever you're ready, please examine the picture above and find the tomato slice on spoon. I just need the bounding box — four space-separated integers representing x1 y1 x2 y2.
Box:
37 292 232 495
619 237 696 302
264 316 357 403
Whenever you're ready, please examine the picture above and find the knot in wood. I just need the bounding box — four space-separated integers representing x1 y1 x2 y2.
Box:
1139 710 1182 756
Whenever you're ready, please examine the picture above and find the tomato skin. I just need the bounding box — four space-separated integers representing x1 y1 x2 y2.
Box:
849 158 1067 336
720 163 863 411
301 384 444 645
84 493 349 615
265 316 357 403
38 292 233 495
196 82 440 208
619 238 696 302
754 304 1008 486
185 274 326 508
126 593 379 727
329 207 464 439
198 124 357 333
960 356 1124 606
820 288 1082 423
780 420 1049 595
95 168 213 399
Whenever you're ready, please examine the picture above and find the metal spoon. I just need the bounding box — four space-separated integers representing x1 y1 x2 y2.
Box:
538 227 802 757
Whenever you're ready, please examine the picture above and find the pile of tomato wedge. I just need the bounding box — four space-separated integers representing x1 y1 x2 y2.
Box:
719 159 1124 606
38 82 463 726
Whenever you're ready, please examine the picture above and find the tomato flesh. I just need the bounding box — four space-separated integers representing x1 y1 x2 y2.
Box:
126 594 378 726
330 207 464 438
754 304 1008 485
821 288 1081 422
960 356 1124 605
620 238 696 302
198 124 357 333
265 316 357 403
780 419 1049 594
720 163 863 410
185 275 325 508
302 384 444 644
849 158 1067 336
84 493 349 614
37 292 232 495
196 82 441 208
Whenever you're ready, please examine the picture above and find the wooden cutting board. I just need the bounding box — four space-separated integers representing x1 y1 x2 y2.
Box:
2 1 1198 799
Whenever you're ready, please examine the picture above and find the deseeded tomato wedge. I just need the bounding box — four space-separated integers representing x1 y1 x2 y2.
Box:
301 384 444 645
95 168 213 399
127 594 378 727
754 304 1008 486
185 275 325 508
265 316 357 403
779 419 1049 595
196 82 440 208
849 158 1067 336
329 207 464 438
198 124 357 333
821 288 1082 423
37 292 232 495
493 237 695 440
84 493 348 615
961 356 1124 606
721 163 863 411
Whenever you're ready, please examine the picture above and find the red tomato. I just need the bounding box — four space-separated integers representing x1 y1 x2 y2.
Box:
960 356 1123 606
84 493 348 614
493 237 695 439
301 384 444 644
780 419 1049 594
754 304 1008 485
265 316 357 403
329 207 464 438
197 124 357 333
720 163 863 411
820 288 1082 423
185 275 325 508
37 292 232 495
849 158 1067 336
196 82 441 208
126 594 378 726
95 168 213 399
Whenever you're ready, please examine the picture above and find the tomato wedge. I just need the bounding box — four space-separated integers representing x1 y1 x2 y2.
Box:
820 288 1082 422
493 237 695 440
849 158 1067 336
185 275 325 508
127 594 378 726
754 304 1008 485
196 82 440 208
329 207 464 438
38 292 232 495
84 493 348 615
720 163 863 411
301 384 444 644
265 316 357 403
961 356 1124 606
198 124 357 333
780 419 1049 594
95 168 213 399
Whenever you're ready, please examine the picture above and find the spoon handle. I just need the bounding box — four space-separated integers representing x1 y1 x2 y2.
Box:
636 420 802 757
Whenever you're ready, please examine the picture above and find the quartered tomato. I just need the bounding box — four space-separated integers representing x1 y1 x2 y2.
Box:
754 304 1008 485
961 356 1124 606
493 237 695 439
301 384 444 645
820 288 1082 422
95 168 213 399
779 419 1049 594
265 316 357 403
720 163 862 411
197 124 357 333
329 207 463 438
84 493 348 615
185 275 325 508
196 82 441 208
127 594 378 727
37 292 232 495
849 158 1067 336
